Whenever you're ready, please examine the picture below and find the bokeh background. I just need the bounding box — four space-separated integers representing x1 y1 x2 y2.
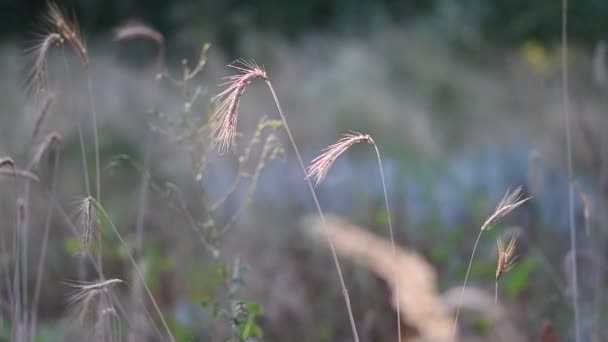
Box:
0 0 607 341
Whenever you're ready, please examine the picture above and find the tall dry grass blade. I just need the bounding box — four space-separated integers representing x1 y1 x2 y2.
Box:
561 0 580 340
306 132 373 186
307 132 401 340
212 59 360 342
452 186 530 338
495 233 519 304
210 60 268 152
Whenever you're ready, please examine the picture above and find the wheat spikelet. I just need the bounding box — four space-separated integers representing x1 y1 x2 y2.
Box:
211 59 267 152
495 233 519 281
47 2 88 65
481 186 531 231
66 279 123 325
78 196 99 255
307 132 373 186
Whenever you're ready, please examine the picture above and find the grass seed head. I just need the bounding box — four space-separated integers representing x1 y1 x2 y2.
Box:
307 132 373 186
496 233 519 281
481 186 531 231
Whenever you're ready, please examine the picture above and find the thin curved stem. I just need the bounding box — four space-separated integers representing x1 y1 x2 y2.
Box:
96 204 175 342
265 80 360 342
452 229 483 338
372 144 401 341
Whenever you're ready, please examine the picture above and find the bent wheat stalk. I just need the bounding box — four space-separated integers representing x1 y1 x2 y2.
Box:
452 186 530 337
307 132 401 341
211 59 360 342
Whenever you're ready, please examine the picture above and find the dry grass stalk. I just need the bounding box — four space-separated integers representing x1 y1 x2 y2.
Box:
31 93 56 140
29 131 62 171
306 215 452 341
213 59 360 341
307 132 373 186
453 185 530 337
47 2 88 65
481 186 531 232
78 196 99 256
211 59 268 152
0 157 14 170
0 158 39 182
574 182 592 236
307 131 401 340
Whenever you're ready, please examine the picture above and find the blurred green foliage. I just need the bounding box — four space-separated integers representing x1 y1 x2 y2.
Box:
2 0 606 50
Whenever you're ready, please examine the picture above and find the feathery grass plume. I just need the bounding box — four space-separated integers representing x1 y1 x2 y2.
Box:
78 196 99 255
307 132 402 340
212 59 360 341
29 131 62 171
211 59 268 152
47 2 87 65
481 186 531 232
574 182 592 236
28 34 63 100
495 233 519 304
66 279 123 326
452 186 530 337
307 132 373 186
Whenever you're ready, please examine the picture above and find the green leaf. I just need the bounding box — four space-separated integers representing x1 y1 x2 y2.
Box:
245 302 264 315
505 259 538 297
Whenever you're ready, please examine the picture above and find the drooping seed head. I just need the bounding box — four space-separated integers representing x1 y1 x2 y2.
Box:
28 34 63 100
307 132 374 186
29 131 62 171
65 278 123 324
211 59 268 152
481 186 531 231
47 2 88 65
496 233 519 281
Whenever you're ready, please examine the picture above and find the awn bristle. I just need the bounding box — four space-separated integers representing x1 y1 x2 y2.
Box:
307 132 373 186
29 34 63 99
481 186 531 231
496 233 519 281
47 2 88 65
211 59 268 152
78 196 99 255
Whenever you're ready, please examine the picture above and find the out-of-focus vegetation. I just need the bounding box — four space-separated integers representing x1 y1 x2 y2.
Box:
0 0 607 341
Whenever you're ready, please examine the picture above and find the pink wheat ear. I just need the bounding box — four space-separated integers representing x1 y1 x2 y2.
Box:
307 132 373 186
210 59 267 152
